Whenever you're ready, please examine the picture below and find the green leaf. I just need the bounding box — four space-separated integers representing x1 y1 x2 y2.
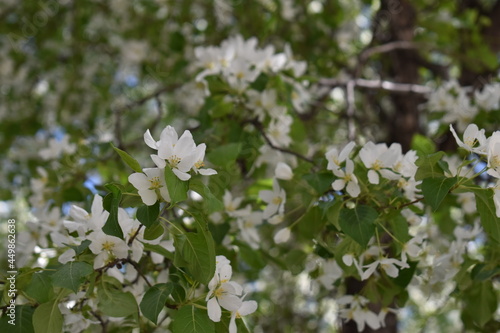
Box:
140 283 174 324
190 180 224 214
171 306 214 333
303 173 334 194
339 205 378 248
474 189 500 243
143 243 174 261
33 301 63 333
170 283 186 303
137 202 160 227
51 261 93 293
411 134 436 156
0 305 35 333
297 206 326 239
420 176 458 211
111 143 142 172
414 152 445 181
98 287 138 317
207 142 242 167
463 281 497 327
64 239 91 256
25 272 53 303
102 183 124 239
144 221 165 241
164 166 189 204
174 232 215 284
173 215 216 284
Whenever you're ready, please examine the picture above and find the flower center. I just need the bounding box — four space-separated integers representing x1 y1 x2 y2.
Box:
195 160 205 169
102 240 115 251
372 160 382 171
272 196 282 205
168 155 181 168
148 176 162 190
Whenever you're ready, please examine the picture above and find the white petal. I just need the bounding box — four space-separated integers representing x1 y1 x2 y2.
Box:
151 154 166 169
332 179 346 191
238 300 258 316
346 181 360 198
207 297 221 322
128 172 150 189
229 313 237 333
144 129 158 149
172 168 191 181
368 170 379 184
138 189 157 206
199 168 217 176
274 228 291 244
218 294 242 311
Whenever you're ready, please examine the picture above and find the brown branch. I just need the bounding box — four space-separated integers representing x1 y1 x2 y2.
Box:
249 119 315 164
358 41 419 63
318 78 432 94
127 225 143 247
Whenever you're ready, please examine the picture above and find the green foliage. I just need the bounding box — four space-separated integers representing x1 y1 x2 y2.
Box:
51 261 93 293
420 176 458 211
339 205 378 248
140 283 174 324
32 301 63 333
102 183 124 239
474 189 500 243
164 166 189 204
111 143 143 173
171 306 214 333
137 202 160 228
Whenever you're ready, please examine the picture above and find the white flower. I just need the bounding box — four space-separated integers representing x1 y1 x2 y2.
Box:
259 179 286 219
474 83 500 111
487 131 500 178
266 114 293 148
192 143 217 176
39 134 76 160
223 190 246 217
88 230 129 269
449 124 487 155
128 168 170 205
338 295 381 332
275 162 293 180
63 194 109 237
359 142 400 184
236 211 263 249
326 141 356 171
361 257 409 280
156 126 198 181
229 300 258 333
332 159 360 197
206 260 243 322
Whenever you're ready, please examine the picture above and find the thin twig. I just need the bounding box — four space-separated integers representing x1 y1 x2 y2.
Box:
249 119 315 164
319 78 432 94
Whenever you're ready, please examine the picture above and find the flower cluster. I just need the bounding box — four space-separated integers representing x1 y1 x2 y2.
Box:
129 125 217 205
206 256 257 333
427 80 500 130
451 123 500 216
326 140 420 200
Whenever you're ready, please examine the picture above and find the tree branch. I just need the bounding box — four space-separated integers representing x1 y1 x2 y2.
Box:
318 78 432 94
249 119 315 164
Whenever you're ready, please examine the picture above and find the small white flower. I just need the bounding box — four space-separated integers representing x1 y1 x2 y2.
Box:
206 260 243 322
229 299 258 333
326 141 355 171
259 179 286 219
449 124 487 155
128 168 170 205
88 231 129 269
332 159 360 197
361 257 409 280
192 143 217 176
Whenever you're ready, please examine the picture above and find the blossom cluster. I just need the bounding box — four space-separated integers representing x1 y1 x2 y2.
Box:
129 125 217 205
326 140 420 200
206 256 257 332
427 80 500 130
451 123 500 216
